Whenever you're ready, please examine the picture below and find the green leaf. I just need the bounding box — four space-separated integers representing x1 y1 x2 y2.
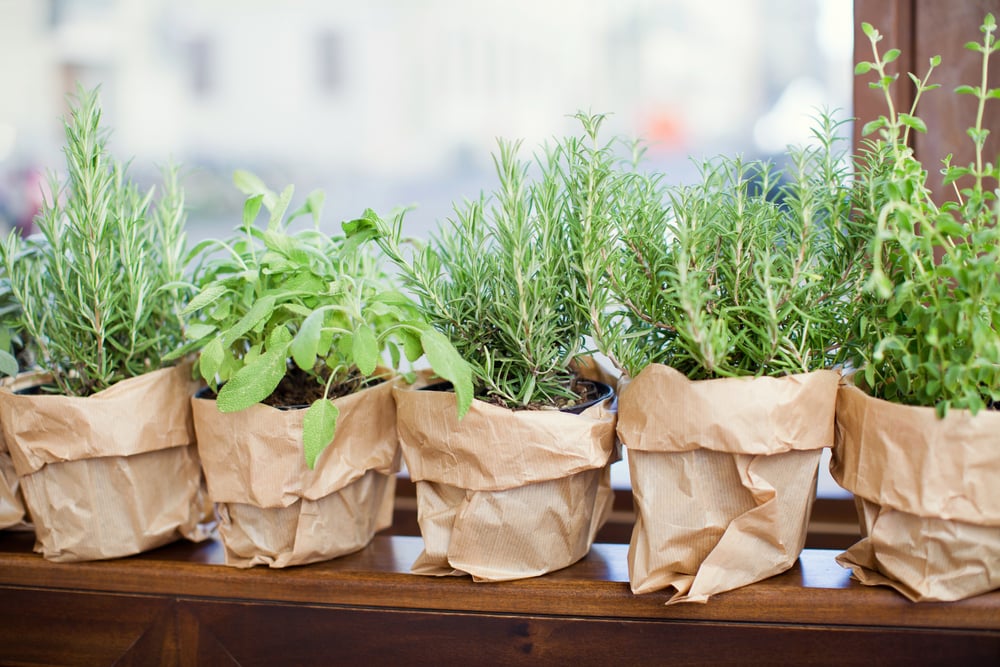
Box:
352 325 379 375
854 61 873 75
898 113 927 133
398 327 424 362
955 84 980 96
243 194 264 229
862 118 887 136
268 185 295 231
883 48 901 63
216 347 288 412
220 295 277 346
290 309 324 371
303 399 339 469
0 350 18 377
233 170 274 202
420 328 473 418
199 337 225 384
861 22 876 39
183 284 227 315
185 322 217 341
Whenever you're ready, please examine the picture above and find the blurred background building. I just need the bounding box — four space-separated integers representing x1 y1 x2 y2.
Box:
0 0 853 240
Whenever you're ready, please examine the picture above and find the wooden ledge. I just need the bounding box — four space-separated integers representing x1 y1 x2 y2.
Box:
1 531 997 632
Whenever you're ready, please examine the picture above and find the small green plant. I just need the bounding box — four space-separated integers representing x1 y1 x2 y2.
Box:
0 86 188 396
174 171 471 468
344 113 626 409
848 14 1000 416
603 113 862 380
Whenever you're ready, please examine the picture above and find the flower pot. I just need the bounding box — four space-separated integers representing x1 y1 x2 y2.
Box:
0 363 212 561
617 364 838 603
192 378 400 568
394 377 618 582
832 384 1000 601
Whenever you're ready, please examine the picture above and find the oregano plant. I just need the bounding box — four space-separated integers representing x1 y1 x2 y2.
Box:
0 86 189 396
174 171 472 468
847 14 1000 416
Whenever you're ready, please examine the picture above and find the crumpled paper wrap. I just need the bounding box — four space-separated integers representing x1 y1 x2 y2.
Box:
618 364 838 604
0 363 213 561
192 377 400 568
0 373 47 530
832 384 1000 601
394 377 619 582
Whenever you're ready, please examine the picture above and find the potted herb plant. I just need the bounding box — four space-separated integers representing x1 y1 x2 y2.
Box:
834 15 1000 602
0 87 211 562
179 171 470 568
344 114 620 581
606 114 864 603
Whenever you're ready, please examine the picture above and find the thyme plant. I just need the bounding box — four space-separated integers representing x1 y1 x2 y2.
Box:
175 172 471 468
0 87 188 396
847 15 1000 415
605 113 862 380
345 113 627 409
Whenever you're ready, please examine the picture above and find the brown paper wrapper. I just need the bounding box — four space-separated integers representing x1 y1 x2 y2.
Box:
0 373 46 530
394 378 619 582
832 384 1000 601
618 364 838 603
0 363 213 561
192 377 401 568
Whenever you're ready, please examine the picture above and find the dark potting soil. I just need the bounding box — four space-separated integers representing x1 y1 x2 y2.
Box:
199 366 382 410
423 376 613 413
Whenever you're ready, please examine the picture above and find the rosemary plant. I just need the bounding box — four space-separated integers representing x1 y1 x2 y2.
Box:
0 87 188 396
175 171 471 467
605 113 862 380
345 113 627 409
847 14 1000 416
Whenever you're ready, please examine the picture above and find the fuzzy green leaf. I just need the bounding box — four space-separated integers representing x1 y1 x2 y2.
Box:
420 328 473 418
955 84 980 96
352 325 379 375
303 399 339 469
220 295 277 346
0 350 18 377
243 194 264 229
216 346 288 412
854 61 874 75
862 118 887 136
199 337 225 384
183 284 227 315
290 309 324 371
184 322 217 341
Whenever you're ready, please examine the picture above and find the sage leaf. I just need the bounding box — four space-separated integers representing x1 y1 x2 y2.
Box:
352 325 379 375
199 337 225 384
0 350 18 377
216 346 288 413
420 328 473 418
291 309 324 371
303 399 339 469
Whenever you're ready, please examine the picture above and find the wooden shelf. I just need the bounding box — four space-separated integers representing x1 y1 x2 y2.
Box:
1 530 997 666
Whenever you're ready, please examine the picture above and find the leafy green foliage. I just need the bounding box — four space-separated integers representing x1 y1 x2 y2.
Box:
605 113 862 379
344 113 625 409
176 172 468 468
0 86 188 395
847 14 1000 416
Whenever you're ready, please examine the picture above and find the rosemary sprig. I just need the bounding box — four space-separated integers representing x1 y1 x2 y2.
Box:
0 86 188 396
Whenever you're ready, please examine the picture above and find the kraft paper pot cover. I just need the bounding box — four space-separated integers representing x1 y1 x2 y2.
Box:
192 377 400 568
0 362 213 562
394 378 619 582
832 383 1000 602
617 364 838 604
